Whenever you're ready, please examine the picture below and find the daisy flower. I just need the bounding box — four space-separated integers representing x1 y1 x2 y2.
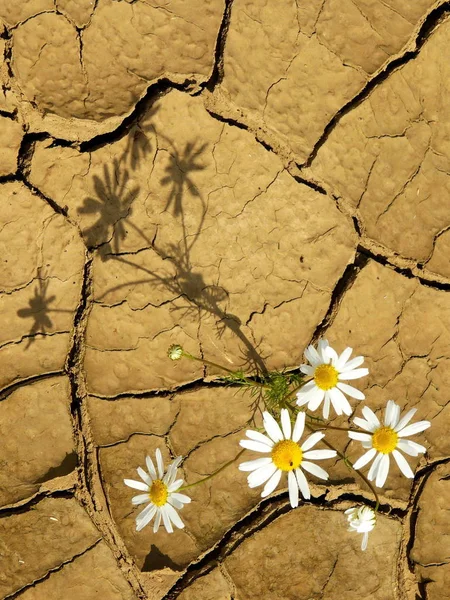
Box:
349 400 431 488
296 339 369 419
124 449 191 533
239 409 336 507
345 505 376 551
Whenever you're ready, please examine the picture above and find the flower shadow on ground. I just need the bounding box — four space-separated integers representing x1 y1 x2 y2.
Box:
16 271 73 348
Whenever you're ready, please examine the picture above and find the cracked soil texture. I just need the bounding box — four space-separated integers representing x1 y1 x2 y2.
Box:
0 1 449 599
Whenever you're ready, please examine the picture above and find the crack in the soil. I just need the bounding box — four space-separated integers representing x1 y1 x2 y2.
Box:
0 489 74 518
358 245 450 291
311 251 370 342
89 376 252 401
161 488 404 599
300 1 450 168
78 78 196 154
396 456 450 599
202 0 234 92
4 538 102 600
64 255 148 599
0 371 64 402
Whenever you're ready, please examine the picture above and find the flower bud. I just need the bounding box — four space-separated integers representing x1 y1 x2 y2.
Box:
168 344 184 361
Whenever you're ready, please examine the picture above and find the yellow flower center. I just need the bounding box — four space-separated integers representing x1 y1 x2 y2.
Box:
271 440 302 471
372 427 398 454
314 364 339 390
149 479 168 506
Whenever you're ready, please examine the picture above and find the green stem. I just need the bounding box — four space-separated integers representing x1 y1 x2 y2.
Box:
180 449 245 491
311 424 361 433
305 421 380 510
183 351 270 390
182 351 235 375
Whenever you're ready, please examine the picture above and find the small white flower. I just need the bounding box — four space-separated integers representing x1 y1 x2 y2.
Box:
168 344 184 360
345 505 376 551
124 449 191 533
349 400 431 488
296 339 368 419
239 409 337 508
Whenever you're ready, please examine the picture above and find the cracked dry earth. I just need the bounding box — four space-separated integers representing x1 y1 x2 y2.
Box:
0 0 450 599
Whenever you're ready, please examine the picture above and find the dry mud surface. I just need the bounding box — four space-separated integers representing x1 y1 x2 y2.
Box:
0 1 449 599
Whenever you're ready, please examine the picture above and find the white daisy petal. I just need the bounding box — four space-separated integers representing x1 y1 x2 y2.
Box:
288 470 299 508
301 461 328 480
168 479 183 492
136 502 155 524
390 403 401 429
361 531 369 551
164 464 179 485
124 479 149 492
132 493 150 506
240 439 272 453
297 386 323 407
281 408 292 439
292 411 306 443
307 388 326 412
325 345 339 365
336 382 365 400
155 448 164 479
165 503 185 529
302 449 336 460
352 448 377 470
168 496 183 509
300 364 315 375
397 439 426 456
336 347 353 369
397 421 431 438
353 416 374 432
153 510 162 533
263 411 284 443
329 389 343 416
392 449 414 478
304 345 322 366
329 387 352 416
161 505 173 533
171 492 191 504
245 430 274 447
295 395 310 409
261 468 282 497
323 394 331 419
248 463 277 488
340 356 365 371
357 522 377 533
317 338 330 356
163 466 173 485
338 368 369 380
136 504 157 532
296 380 318 397
362 406 380 429
375 454 390 488
164 457 182 485
295 468 310 499
300 431 325 452
367 452 384 481
171 456 183 470
239 457 273 472
393 408 417 432
348 431 372 442
137 466 152 486
145 456 157 479
384 400 395 427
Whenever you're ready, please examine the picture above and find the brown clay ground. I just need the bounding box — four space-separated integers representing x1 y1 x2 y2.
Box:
1 1 449 599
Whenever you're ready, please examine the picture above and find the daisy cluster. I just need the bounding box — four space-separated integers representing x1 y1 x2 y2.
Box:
124 339 431 553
